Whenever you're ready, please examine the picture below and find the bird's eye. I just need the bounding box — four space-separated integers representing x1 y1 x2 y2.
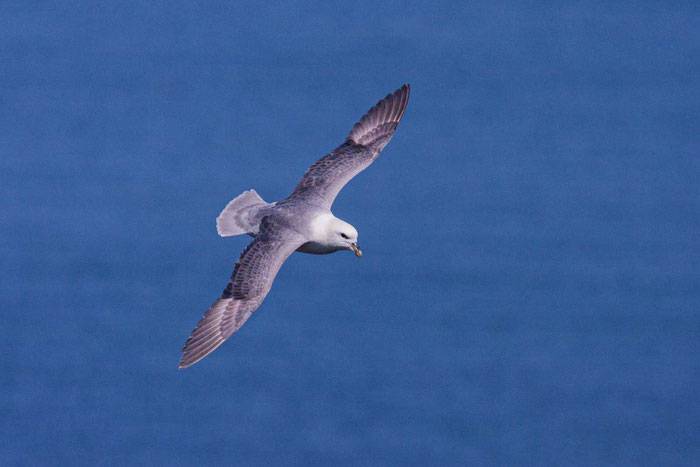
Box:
340 233 349 239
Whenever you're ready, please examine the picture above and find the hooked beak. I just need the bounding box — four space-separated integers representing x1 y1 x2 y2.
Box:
350 242 362 258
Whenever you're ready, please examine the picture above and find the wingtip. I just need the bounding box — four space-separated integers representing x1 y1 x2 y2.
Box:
178 355 189 370
177 355 199 370
346 83 411 145
394 83 410 99
178 343 217 370
386 83 410 104
394 83 410 121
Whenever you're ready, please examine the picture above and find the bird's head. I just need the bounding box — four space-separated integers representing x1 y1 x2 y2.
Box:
329 218 361 257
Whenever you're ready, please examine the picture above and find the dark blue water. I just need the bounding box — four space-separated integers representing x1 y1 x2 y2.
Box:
2 2 698 465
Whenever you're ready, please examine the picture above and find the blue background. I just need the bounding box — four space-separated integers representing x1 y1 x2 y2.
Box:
2 1 698 465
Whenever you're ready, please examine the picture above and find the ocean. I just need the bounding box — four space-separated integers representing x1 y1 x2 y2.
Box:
1 2 698 465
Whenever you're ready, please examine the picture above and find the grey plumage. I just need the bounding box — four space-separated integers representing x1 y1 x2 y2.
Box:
282 84 410 209
179 84 410 369
180 218 305 368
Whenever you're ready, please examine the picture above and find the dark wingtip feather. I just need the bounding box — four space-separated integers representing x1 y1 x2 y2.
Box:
346 84 411 146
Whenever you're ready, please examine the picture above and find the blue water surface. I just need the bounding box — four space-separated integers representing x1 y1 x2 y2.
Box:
1 2 698 465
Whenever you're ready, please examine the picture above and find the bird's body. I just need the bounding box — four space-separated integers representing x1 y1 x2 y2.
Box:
179 84 410 368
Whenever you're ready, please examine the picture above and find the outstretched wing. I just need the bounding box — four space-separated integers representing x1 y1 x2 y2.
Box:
284 84 410 208
179 217 305 369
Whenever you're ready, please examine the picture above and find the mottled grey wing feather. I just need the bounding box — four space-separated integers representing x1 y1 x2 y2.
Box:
284 84 410 208
179 217 305 369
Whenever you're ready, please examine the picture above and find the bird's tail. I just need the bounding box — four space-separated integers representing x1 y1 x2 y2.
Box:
216 189 270 237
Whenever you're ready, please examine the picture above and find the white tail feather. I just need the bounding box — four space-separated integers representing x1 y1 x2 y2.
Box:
216 189 268 237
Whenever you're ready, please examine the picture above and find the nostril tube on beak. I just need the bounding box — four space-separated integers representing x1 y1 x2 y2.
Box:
351 242 362 258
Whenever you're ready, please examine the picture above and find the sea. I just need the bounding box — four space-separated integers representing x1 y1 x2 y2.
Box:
1 2 698 465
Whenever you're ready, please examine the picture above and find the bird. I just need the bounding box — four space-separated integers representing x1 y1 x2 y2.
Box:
179 84 410 369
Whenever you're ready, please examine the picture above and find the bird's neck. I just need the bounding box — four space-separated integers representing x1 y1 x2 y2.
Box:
308 213 337 244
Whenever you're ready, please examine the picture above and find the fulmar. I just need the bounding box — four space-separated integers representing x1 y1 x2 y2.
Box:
179 84 410 369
